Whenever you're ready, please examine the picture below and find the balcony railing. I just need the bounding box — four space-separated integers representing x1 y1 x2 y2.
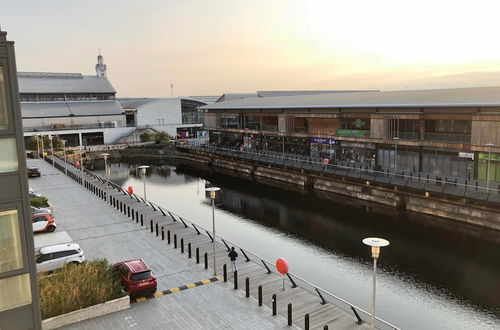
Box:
23 122 118 132
397 132 420 141
423 133 471 143
262 125 278 132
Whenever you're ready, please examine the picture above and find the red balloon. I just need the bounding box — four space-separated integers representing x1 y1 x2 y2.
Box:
276 257 289 275
127 186 134 194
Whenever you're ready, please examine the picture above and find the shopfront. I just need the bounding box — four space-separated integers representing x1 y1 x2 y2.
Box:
242 133 261 151
478 152 500 182
261 135 309 155
422 148 473 179
310 137 339 159
377 145 420 173
209 130 242 148
340 142 376 167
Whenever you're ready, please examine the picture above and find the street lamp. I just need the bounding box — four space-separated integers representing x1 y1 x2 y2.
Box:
363 237 390 328
393 137 400 175
62 140 67 175
486 143 494 191
205 186 220 276
40 135 45 160
101 153 110 202
78 145 85 186
138 165 150 200
49 135 54 166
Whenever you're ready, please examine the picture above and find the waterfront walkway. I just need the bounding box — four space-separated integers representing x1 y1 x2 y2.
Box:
31 156 387 329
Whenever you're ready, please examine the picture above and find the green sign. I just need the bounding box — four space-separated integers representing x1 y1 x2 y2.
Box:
336 129 370 138
478 153 500 161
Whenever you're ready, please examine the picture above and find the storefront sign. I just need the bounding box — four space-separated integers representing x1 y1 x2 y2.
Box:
458 152 474 160
336 129 370 138
197 130 209 138
310 137 338 145
211 131 221 135
478 152 500 161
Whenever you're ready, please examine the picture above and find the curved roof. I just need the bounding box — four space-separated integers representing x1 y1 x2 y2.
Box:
21 100 124 118
18 72 116 94
202 86 500 110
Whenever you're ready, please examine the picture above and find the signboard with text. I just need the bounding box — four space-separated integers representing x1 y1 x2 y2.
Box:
336 129 370 138
309 137 338 145
458 152 474 160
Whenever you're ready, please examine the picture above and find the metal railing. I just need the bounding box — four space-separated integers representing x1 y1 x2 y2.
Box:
423 132 471 143
50 155 399 329
180 143 500 198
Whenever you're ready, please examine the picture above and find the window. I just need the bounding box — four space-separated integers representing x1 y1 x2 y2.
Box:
341 118 370 130
0 210 23 273
0 138 18 173
131 270 152 281
0 273 32 312
0 66 7 130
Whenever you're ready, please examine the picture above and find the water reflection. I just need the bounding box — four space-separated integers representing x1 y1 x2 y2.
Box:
99 161 500 329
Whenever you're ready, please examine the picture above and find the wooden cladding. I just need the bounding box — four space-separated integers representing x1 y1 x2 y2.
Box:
471 121 500 146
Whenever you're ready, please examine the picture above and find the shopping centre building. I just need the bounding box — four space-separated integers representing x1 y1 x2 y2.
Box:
200 87 500 182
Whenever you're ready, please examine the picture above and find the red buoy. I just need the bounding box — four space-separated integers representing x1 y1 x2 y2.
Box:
276 257 289 275
127 186 134 194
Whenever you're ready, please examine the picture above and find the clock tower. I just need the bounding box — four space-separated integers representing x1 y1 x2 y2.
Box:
95 52 107 78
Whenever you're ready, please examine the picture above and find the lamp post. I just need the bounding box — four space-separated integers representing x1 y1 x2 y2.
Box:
486 143 494 191
205 187 220 276
138 165 150 201
101 153 110 202
62 140 67 175
393 137 400 175
79 145 85 186
36 135 40 159
49 135 54 166
279 130 285 156
40 135 45 160
363 237 390 328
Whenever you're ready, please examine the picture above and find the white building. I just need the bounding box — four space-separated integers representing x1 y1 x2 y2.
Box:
19 54 134 146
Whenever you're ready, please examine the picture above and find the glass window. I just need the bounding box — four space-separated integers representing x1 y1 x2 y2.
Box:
0 273 32 312
0 138 18 173
0 210 23 273
0 67 8 130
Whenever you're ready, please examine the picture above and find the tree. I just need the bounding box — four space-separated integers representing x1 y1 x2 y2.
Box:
140 131 153 142
154 131 172 144
26 136 38 151
52 135 63 149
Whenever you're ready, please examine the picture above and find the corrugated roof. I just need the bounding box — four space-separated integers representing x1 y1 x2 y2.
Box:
216 93 258 103
202 86 500 110
256 90 378 97
21 101 124 118
18 72 116 94
118 98 161 109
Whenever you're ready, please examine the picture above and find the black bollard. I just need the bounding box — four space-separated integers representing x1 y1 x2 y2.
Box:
140 217 143 226
155 223 159 236
245 277 249 297
188 243 192 258
161 227 165 240
135 211 139 223
150 220 153 233
288 303 292 326
234 271 238 290
272 294 277 316
204 252 208 269
127 206 130 217
258 285 262 306
181 238 184 253
174 234 177 248
323 326 328 330
131 208 135 220
167 230 171 244
305 314 309 330
223 264 227 282
196 248 200 264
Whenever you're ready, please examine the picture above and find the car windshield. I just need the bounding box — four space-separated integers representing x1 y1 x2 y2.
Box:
131 270 152 281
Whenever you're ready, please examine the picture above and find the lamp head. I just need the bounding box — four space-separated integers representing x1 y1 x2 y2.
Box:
205 186 220 199
101 153 110 160
363 237 390 258
138 165 149 175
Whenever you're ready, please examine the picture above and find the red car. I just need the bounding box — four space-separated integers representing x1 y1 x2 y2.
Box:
113 259 157 297
32 214 56 233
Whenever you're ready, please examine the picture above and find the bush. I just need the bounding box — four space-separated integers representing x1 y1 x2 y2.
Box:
38 259 125 319
30 197 49 208
140 131 153 142
154 131 172 144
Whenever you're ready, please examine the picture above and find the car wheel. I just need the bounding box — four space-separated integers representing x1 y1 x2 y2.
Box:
47 225 56 232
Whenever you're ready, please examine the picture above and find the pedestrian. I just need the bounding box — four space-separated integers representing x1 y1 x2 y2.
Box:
228 246 238 272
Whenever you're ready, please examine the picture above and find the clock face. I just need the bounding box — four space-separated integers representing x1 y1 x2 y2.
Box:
98 64 107 72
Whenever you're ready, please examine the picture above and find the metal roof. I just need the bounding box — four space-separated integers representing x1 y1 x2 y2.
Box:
21 100 124 118
18 72 116 94
118 98 161 109
216 93 258 103
256 90 378 98
202 86 500 110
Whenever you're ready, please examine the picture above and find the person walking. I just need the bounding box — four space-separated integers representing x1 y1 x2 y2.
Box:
228 247 238 272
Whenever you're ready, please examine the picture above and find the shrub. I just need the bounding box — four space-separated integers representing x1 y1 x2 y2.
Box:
30 197 49 208
154 131 172 144
38 259 125 319
140 131 153 142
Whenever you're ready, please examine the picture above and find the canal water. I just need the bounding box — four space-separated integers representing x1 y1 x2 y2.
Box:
100 161 499 330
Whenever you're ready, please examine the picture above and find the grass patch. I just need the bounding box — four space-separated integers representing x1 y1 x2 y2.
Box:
38 259 125 319
30 196 49 208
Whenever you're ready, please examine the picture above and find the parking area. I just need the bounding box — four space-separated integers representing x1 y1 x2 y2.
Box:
27 159 292 329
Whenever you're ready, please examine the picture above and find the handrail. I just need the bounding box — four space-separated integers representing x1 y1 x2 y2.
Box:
49 155 400 330
182 144 500 195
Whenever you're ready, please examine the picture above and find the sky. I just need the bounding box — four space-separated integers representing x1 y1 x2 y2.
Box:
1 0 500 97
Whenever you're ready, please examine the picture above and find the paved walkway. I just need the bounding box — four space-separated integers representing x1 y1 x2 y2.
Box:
28 159 293 330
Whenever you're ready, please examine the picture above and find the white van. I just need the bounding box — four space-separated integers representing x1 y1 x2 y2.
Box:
35 243 85 273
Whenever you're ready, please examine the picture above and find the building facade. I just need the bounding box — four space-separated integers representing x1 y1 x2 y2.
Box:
201 87 500 182
0 29 42 329
19 55 133 146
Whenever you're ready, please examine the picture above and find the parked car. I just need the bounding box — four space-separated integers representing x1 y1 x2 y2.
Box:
27 167 41 178
32 213 56 233
113 259 157 297
28 187 42 198
35 243 85 273
30 205 52 215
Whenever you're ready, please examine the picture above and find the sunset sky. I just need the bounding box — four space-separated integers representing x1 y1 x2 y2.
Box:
1 0 500 97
